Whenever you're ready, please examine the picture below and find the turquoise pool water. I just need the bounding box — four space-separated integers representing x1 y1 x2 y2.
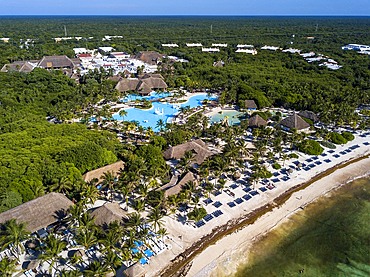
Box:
122 91 171 102
210 110 244 125
113 93 216 131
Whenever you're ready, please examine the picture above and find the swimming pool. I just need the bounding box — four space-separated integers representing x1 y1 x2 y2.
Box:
113 93 216 131
122 91 171 102
209 110 244 125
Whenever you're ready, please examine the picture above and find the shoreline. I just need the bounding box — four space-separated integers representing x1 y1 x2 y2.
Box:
157 153 370 277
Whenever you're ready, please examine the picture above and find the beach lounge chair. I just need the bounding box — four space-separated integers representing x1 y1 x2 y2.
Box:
230 184 238 189
203 214 214 222
235 198 243 204
195 220 205 228
213 190 222 196
203 198 213 205
242 194 252 201
250 190 259 196
227 202 236 208
144 249 154 258
243 187 252 193
140 257 149 265
213 201 222 208
259 187 267 192
212 210 223 217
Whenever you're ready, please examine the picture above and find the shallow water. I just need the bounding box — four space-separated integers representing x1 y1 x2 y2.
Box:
233 177 370 277
209 110 244 125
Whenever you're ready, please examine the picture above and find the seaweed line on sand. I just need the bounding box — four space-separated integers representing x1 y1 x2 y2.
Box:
159 154 370 277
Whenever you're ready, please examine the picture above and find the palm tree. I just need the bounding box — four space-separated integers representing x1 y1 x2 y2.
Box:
217 178 227 191
77 212 96 232
65 203 84 228
102 250 121 274
80 183 99 206
156 119 165 132
84 260 112 277
99 227 122 252
50 176 73 194
101 171 116 202
119 109 127 121
0 257 17 277
148 207 164 232
75 230 98 255
126 212 144 230
0 219 29 258
117 182 131 211
157 227 168 241
60 269 83 277
39 235 67 274
132 199 145 213
203 182 214 200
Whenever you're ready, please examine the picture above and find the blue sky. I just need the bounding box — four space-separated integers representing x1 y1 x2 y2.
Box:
0 0 369 16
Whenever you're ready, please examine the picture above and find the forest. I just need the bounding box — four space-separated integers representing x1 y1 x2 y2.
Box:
0 16 369 211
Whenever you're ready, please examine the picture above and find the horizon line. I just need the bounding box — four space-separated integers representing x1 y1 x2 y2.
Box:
0 14 369 17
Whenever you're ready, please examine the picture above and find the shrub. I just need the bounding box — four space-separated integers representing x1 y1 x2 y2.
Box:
251 111 268 120
187 207 207 222
289 153 299 159
342 131 355 141
329 132 348 144
272 163 281 170
319 140 336 149
298 139 324 155
302 117 314 126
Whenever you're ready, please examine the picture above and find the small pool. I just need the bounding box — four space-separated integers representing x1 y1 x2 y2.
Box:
210 110 244 125
113 93 216 131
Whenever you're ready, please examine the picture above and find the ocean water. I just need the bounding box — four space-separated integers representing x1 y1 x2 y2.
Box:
233 177 370 277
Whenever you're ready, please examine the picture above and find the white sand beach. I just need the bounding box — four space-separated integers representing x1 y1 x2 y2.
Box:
188 155 370 277
142 134 370 277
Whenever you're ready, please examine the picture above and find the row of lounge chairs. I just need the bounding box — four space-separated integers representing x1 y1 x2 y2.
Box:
194 210 224 228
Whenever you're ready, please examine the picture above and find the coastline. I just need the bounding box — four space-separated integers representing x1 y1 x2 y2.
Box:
185 155 370 277
148 142 370 277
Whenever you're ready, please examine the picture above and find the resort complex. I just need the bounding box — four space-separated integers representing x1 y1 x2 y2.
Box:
0 16 369 277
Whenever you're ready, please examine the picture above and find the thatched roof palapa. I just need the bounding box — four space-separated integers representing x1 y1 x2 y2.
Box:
83 161 124 183
163 139 214 165
90 202 128 227
248 114 267 127
164 172 197 198
38 55 77 69
0 193 73 233
298 110 319 122
280 113 310 130
245 100 257 109
135 51 163 65
115 75 167 95
1 61 36 73
122 263 146 277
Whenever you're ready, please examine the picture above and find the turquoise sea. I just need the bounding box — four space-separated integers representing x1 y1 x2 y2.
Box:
234 177 370 277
